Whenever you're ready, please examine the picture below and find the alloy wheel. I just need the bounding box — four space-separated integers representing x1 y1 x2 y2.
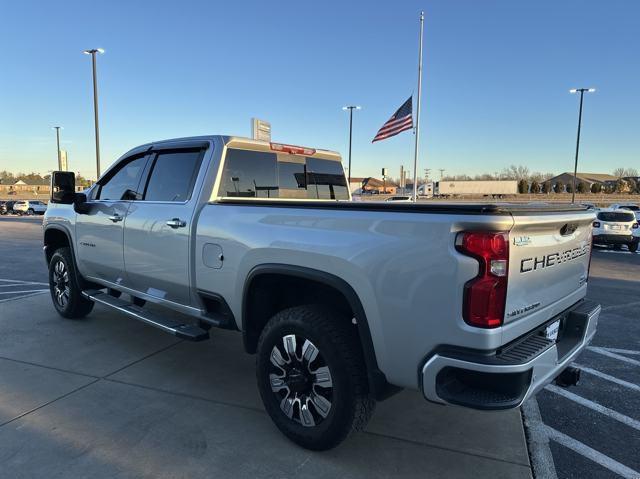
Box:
268 334 333 427
52 260 70 308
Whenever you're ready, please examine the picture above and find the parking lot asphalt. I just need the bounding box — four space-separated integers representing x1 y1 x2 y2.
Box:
2 215 639 478
535 245 640 479
0 216 532 477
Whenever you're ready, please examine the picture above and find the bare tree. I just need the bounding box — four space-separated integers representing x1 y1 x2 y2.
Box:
613 167 626 178
501 165 530 181
624 168 638 177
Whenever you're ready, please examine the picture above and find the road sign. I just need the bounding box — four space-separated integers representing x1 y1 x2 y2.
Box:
252 118 271 142
60 150 68 171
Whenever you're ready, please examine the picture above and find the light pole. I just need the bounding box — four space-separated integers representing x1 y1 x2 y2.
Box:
342 105 361 185
84 48 104 179
569 88 595 203
52 126 62 170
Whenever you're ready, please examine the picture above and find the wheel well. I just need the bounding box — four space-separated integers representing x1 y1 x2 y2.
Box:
242 266 400 401
44 228 71 264
243 273 353 355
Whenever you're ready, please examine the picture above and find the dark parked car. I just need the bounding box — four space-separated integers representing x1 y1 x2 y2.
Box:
0 200 16 215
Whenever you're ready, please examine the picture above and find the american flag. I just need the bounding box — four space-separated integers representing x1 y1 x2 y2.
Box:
372 96 414 142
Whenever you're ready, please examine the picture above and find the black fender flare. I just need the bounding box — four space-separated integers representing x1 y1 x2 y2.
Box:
242 263 399 400
43 225 75 263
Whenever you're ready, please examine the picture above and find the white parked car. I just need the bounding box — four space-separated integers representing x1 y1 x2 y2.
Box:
610 203 640 222
12 200 47 215
592 209 639 252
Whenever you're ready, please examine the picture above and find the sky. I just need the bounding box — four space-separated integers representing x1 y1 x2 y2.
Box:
0 0 638 180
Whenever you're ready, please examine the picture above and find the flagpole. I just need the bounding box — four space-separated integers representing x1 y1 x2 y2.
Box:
412 11 424 202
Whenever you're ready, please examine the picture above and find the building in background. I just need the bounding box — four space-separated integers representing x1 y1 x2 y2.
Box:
349 177 398 195
546 172 618 191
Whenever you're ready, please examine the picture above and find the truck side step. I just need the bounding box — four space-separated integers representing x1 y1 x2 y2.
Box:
82 289 209 341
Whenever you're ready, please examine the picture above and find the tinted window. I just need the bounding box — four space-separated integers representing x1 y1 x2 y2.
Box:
306 157 348 200
597 211 635 222
98 156 147 200
219 149 279 198
218 149 348 200
144 150 203 202
621 206 639 211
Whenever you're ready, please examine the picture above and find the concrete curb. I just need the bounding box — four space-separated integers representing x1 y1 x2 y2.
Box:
521 398 558 479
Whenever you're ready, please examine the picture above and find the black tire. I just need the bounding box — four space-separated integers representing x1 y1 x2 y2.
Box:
256 305 375 450
48 247 94 319
27 208 34 216
629 242 638 253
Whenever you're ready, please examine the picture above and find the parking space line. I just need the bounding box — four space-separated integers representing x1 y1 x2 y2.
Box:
0 278 48 286
588 347 640 367
0 289 49 295
0 291 48 303
600 347 640 356
0 283 48 288
573 363 640 393
546 384 640 431
546 427 640 479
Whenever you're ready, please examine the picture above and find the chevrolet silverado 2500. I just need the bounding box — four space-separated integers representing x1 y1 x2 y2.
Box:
44 135 601 450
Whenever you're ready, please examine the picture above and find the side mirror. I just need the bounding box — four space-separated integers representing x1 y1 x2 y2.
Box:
50 171 76 204
73 193 90 214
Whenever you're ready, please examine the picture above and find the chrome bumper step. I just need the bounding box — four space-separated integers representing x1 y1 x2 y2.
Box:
82 289 209 341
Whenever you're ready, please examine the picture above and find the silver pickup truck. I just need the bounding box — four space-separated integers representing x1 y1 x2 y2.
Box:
44 135 601 450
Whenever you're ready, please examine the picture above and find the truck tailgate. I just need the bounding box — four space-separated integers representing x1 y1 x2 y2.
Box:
505 211 595 324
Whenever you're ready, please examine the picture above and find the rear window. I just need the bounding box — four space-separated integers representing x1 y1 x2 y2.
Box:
620 205 639 211
597 211 635 222
219 148 348 200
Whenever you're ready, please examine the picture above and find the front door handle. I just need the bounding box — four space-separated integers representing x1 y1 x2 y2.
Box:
166 218 186 228
108 214 123 222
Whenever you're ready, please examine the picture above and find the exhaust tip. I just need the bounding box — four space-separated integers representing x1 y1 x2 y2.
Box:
555 366 581 387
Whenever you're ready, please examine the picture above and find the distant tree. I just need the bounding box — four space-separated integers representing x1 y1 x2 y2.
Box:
604 182 616 194
517 179 529 194
590 183 602 194
502 165 530 181
624 168 639 177
613 168 626 179
577 182 588 194
554 181 565 193
542 181 552 194
530 180 541 194
566 182 574 194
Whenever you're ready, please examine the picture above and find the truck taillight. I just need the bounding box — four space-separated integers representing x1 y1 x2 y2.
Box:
455 231 509 328
270 143 316 156
592 221 600 228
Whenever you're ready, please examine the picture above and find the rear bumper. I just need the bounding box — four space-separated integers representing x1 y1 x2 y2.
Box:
420 299 600 410
593 234 636 245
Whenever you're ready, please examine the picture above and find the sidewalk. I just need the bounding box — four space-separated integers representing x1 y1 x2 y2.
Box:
0 294 532 478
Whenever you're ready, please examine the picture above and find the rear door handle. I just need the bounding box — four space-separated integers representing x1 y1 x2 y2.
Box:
108 214 123 222
166 218 186 228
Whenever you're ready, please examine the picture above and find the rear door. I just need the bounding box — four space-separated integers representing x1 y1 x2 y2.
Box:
505 211 595 324
123 145 206 307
